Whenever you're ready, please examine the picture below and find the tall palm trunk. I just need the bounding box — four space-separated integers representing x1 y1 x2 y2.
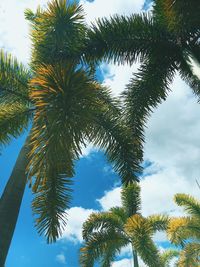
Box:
0 137 29 267
131 244 139 267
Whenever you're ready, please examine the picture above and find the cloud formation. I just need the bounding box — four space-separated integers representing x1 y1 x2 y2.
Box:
80 0 145 24
61 207 95 243
56 253 66 265
0 0 48 63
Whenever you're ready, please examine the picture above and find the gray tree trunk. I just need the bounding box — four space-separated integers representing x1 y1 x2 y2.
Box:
131 244 139 267
0 138 29 267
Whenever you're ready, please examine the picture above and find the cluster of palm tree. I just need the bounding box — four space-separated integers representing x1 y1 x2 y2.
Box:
0 0 199 266
80 183 177 267
80 187 200 267
168 193 200 266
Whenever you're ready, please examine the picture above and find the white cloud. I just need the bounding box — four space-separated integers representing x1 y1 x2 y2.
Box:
56 253 66 265
102 63 139 96
60 207 95 243
98 187 122 211
0 0 145 64
0 0 48 63
111 258 132 267
80 0 145 25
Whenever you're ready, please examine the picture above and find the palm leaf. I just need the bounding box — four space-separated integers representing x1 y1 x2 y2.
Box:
174 194 200 220
91 109 141 184
160 249 179 267
26 0 86 65
147 214 169 233
86 13 175 65
125 214 164 267
167 217 200 245
82 212 125 241
0 101 32 146
123 54 176 164
178 242 200 267
0 50 31 102
32 167 73 243
80 230 128 267
121 182 141 217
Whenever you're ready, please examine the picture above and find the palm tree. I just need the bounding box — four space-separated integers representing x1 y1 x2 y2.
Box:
0 1 141 265
80 183 169 267
167 194 200 266
0 50 32 267
85 0 200 168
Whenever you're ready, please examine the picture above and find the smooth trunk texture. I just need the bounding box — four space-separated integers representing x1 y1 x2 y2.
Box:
0 138 29 267
132 244 139 267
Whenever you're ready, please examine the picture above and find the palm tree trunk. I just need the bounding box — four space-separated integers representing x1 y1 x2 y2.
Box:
0 137 29 267
131 244 139 267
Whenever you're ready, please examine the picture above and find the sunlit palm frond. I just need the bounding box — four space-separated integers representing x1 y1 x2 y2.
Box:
26 0 86 65
147 214 169 233
174 194 200 220
125 214 164 267
0 101 32 146
154 0 200 39
28 62 105 242
178 242 200 267
167 217 200 245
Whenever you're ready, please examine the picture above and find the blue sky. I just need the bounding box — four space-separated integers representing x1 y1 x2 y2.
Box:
0 0 200 267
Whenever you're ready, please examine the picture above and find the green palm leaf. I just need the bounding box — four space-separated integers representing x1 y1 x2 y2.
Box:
80 230 128 267
25 0 86 65
178 242 200 267
147 214 169 233
125 214 164 267
0 50 31 102
160 249 179 267
121 182 141 217
175 194 200 219
86 13 175 65
0 101 32 146
123 54 176 163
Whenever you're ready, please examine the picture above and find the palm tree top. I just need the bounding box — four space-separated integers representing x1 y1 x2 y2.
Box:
0 0 141 244
81 182 169 267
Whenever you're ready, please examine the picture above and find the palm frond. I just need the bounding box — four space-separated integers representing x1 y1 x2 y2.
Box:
160 249 179 267
80 230 128 267
91 109 141 184
26 0 86 65
86 13 175 65
178 242 200 267
0 101 32 146
125 214 164 267
179 53 200 99
28 62 103 242
167 217 200 245
121 182 141 217
32 167 73 243
0 50 31 102
147 214 169 233
82 211 124 241
109 207 127 224
174 194 200 219
123 54 176 163
154 0 200 39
